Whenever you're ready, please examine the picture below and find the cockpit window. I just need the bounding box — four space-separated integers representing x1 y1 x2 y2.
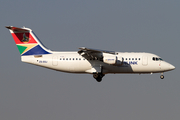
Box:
152 57 163 61
159 58 163 61
156 58 159 61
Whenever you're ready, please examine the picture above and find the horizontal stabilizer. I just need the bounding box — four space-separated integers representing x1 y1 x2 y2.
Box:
6 26 29 32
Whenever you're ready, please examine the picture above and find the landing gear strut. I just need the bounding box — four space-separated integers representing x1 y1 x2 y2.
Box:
93 73 105 82
160 73 164 79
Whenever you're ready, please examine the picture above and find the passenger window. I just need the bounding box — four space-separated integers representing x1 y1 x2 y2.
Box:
66 58 68 60
73 58 74 60
139 58 140 60
129 58 131 60
60 58 61 60
69 58 71 60
79 58 81 60
132 58 134 60
126 58 127 60
135 58 137 60
76 58 78 60
63 58 65 60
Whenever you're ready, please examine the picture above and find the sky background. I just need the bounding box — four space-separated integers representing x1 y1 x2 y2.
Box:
0 0 179 120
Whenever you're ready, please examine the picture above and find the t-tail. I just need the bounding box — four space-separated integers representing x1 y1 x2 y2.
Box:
6 26 52 56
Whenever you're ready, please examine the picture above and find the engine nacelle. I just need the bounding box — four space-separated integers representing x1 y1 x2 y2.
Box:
103 53 117 64
103 53 123 66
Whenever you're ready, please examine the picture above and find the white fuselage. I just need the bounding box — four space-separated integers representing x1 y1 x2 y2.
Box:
21 52 174 74
6 26 175 81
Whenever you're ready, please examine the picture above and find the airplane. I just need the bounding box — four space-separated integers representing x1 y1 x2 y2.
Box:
6 26 175 82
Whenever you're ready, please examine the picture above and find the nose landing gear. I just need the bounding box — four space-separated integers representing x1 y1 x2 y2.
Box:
160 73 164 79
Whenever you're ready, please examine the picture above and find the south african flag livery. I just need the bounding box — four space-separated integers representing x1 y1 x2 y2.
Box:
7 26 51 56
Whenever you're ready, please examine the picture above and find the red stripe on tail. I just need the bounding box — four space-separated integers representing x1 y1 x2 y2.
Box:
11 33 37 44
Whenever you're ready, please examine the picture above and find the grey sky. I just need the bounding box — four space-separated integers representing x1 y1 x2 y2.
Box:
0 0 179 120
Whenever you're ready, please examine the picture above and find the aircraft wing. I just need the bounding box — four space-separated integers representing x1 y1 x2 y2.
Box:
78 47 116 60
78 47 115 54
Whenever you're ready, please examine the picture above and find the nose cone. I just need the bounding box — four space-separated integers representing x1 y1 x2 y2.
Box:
161 62 175 72
169 64 175 70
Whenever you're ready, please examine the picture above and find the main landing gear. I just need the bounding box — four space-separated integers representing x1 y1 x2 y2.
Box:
93 73 105 82
160 73 164 79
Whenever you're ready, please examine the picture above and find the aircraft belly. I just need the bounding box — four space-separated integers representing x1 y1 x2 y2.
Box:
129 64 161 73
103 64 156 74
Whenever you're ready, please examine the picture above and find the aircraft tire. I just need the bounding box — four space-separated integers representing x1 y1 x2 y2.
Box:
96 77 102 82
160 75 164 79
93 74 99 79
93 73 104 82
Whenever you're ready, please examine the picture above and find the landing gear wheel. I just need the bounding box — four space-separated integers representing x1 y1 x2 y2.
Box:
93 73 105 82
96 77 102 82
160 75 164 79
93 74 99 79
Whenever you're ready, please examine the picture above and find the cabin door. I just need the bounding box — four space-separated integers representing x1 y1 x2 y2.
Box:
142 56 148 66
52 56 58 66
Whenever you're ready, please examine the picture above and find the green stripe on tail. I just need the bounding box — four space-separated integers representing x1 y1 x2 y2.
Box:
16 45 27 54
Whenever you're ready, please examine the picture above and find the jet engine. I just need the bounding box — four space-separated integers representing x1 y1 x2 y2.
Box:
102 53 123 66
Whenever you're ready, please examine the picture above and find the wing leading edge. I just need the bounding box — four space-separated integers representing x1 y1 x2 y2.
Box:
78 47 115 54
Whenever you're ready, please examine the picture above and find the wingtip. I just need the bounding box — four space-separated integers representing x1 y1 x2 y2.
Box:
79 47 86 50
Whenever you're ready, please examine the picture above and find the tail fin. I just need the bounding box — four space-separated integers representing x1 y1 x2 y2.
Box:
6 26 52 56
